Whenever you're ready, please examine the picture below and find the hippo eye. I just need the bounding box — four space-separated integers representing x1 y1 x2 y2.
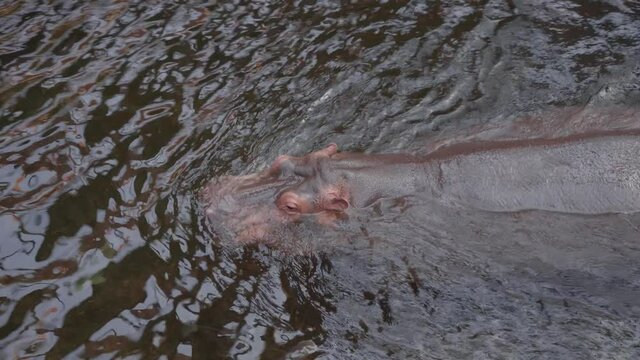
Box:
277 192 303 214
277 200 300 214
283 202 299 213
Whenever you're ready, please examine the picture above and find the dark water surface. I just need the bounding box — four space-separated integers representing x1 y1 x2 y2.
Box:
1 0 640 358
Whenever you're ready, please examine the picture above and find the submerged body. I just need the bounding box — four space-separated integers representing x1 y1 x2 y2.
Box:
429 134 640 214
202 130 640 243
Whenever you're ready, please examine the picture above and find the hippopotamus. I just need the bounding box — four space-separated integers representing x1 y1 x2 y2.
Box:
201 129 640 245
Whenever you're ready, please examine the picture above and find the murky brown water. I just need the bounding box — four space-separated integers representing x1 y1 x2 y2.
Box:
1 0 640 359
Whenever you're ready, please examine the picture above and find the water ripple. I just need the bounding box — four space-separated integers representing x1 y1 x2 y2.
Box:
0 0 639 358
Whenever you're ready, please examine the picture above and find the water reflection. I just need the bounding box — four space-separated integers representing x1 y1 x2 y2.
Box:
0 0 639 358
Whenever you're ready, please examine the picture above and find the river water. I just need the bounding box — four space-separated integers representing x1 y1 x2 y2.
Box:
1 0 640 359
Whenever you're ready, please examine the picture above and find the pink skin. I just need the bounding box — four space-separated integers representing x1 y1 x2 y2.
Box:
271 144 350 215
202 143 426 244
202 144 351 244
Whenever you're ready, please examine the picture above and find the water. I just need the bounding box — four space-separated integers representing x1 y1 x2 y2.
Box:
1 0 639 358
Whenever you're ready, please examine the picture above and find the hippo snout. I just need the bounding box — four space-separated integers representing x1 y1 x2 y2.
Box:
200 144 349 245
200 172 298 243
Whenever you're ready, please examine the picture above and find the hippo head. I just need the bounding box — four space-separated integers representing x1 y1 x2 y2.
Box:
201 144 351 245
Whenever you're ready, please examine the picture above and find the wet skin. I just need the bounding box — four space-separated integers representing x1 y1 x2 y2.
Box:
202 130 640 243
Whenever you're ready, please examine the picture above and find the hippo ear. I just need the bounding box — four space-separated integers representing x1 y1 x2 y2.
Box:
317 143 338 157
325 194 349 212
